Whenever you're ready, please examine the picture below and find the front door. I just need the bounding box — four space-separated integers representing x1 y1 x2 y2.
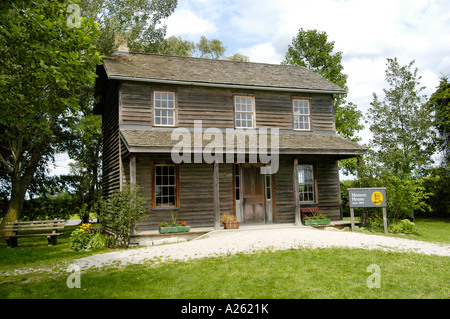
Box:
242 165 265 223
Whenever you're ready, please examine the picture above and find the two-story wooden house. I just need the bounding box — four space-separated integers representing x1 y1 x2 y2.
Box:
94 52 365 232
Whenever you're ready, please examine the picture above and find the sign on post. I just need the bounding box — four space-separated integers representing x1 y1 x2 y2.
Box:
348 188 388 233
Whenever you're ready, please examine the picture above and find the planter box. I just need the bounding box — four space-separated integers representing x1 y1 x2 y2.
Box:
223 221 240 229
159 226 190 234
302 219 331 226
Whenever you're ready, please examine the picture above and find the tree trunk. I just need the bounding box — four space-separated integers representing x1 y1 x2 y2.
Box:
0 176 28 237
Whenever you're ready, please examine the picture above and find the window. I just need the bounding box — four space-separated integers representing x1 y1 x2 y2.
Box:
154 91 175 126
293 99 310 130
154 165 177 207
234 96 255 128
298 165 315 202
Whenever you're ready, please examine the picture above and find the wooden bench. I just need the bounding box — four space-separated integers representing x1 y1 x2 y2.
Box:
1 219 66 248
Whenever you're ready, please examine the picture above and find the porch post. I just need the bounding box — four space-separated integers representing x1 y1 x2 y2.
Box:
213 159 221 229
294 157 301 226
130 154 136 189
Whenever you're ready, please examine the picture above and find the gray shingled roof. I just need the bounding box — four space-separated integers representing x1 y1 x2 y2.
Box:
101 53 346 94
120 130 365 156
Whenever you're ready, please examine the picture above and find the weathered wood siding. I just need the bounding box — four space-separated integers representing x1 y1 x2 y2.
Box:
315 159 341 220
130 154 341 231
101 80 120 198
119 82 152 126
118 82 335 133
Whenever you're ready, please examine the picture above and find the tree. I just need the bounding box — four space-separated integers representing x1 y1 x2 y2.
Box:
428 76 450 167
283 29 363 176
284 29 347 89
159 36 195 57
360 58 436 222
160 35 249 62
366 58 435 178
66 113 102 223
79 0 178 55
0 0 101 234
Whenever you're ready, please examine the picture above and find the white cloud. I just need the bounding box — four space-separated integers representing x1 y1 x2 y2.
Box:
240 42 283 64
165 9 217 38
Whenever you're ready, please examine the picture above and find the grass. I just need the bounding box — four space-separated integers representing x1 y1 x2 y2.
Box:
0 218 449 299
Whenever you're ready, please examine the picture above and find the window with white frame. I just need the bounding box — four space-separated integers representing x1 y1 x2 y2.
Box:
298 164 315 202
293 99 311 130
234 96 255 129
154 91 175 126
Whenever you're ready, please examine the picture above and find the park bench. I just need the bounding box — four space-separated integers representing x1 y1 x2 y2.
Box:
1 219 66 248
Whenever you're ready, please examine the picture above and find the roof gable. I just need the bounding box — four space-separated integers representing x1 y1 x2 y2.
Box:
100 53 346 94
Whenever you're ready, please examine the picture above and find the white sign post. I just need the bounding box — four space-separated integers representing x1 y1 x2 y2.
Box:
348 188 387 234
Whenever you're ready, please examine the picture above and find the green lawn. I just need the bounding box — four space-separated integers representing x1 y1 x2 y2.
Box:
0 218 449 299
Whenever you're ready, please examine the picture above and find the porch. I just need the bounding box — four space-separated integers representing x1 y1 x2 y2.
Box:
129 220 358 246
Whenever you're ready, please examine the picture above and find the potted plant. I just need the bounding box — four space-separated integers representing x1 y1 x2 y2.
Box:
220 213 240 229
158 213 190 234
302 210 331 226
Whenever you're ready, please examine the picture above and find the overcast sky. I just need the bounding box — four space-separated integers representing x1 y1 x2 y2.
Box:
51 0 450 176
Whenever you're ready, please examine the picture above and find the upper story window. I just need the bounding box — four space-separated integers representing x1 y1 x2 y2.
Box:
293 99 311 131
154 91 176 126
234 96 255 129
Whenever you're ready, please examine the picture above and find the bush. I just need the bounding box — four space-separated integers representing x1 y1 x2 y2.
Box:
389 219 416 234
69 223 106 251
98 184 146 248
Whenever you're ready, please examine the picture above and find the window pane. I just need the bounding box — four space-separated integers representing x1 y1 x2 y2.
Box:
154 92 175 126
298 165 314 202
155 165 177 207
235 96 254 128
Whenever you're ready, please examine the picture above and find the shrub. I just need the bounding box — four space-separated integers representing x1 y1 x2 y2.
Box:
98 184 146 248
70 223 106 251
389 219 416 234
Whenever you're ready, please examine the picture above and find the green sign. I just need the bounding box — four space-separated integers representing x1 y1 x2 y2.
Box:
348 188 386 208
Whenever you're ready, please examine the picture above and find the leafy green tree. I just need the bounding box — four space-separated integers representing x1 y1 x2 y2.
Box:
284 29 347 89
367 58 435 178
428 76 450 167
226 53 250 62
159 36 196 56
0 0 102 234
80 0 178 55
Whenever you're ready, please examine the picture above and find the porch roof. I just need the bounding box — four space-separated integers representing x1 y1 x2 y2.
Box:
120 129 366 158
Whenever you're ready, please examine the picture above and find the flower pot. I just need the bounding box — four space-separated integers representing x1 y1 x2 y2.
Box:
159 226 190 234
302 219 331 226
223 221 240 229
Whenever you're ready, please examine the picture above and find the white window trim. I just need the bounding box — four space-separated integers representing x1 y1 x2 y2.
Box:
293 98 311 131
234 95 256 129
153 91 176 127
298 164 316 203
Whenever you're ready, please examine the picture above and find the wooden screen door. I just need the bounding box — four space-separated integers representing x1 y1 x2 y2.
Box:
242 165 265 223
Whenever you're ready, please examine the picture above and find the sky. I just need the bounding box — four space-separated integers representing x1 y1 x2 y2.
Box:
50 0 450 176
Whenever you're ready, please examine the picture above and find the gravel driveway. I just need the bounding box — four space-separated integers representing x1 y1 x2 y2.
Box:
70 225 450 271
2 225 449 276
